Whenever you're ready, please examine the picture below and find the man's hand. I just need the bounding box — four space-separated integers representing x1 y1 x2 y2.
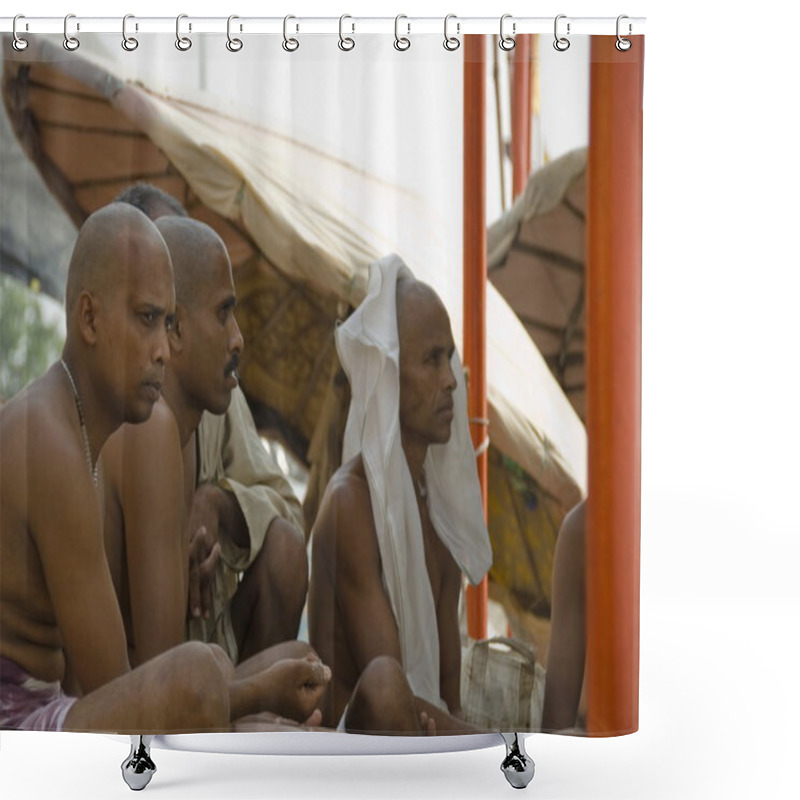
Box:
187 484 223 621
258 654 331 724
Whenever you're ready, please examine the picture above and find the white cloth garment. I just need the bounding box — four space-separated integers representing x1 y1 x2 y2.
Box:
336 253 492 709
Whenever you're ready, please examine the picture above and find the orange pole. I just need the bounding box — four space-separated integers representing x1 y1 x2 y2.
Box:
463 34 489 641
511 34 532 198
586 35 644 735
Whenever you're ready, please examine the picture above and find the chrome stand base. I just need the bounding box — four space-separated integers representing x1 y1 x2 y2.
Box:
499 732 535 790
121 735 156 791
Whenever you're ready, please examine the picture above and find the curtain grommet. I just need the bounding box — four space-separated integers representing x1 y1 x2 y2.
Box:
121 14 138 51
283 15 299 52
553 14 570 52
175 13 192 51
615 15 632 51
443 14 460 51
12 15 29 51
499 14 516 51
394 15 411 51
338 14 355 51
226 15 243 52
63 14 80 51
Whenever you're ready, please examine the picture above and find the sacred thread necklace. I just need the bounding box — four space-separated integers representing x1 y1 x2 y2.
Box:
60 358 98 488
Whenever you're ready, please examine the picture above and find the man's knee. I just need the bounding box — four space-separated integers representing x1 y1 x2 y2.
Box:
349 655 416 730
259 517 308 594
167 642 230 729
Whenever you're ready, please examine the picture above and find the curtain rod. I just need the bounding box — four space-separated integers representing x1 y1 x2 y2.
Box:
1 16 646 37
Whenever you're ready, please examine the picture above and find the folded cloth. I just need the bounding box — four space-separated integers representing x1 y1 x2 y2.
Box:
336 253 492 709
0 657 77 731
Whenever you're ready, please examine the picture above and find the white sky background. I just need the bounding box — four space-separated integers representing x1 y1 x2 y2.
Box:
2 2 800 800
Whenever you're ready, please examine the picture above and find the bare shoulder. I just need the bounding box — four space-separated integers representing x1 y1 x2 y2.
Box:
312 454 375 551
1 370 99 541
122 396 180 450
1 370 82 480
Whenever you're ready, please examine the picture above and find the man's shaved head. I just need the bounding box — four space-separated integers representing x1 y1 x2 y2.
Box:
115 183 189 220
155 217 242 417
395 275 457 447
154 218 229 308
61 202 175 426
396 277 448 345
65 203 171 319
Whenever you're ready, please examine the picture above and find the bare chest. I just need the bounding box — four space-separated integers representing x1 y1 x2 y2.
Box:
419 500 453 608
182 436 198 517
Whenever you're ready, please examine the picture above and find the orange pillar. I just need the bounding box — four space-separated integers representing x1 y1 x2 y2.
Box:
463 34 489 641
511 34 532 198
586 35 644 735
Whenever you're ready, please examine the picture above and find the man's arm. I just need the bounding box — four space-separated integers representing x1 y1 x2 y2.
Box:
198 388 304 568
325 477 404 670
116 402 187 664
31 432 130 694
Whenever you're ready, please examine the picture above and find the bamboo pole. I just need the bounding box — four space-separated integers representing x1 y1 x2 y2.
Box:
463 34 489 641
492 36 507 213
511 34 532 198
586 35 644 735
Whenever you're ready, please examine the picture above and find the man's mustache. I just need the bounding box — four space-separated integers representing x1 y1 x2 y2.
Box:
224 353 240 377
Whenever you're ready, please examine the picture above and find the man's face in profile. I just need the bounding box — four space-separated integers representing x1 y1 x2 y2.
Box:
180 247 243 417
398 285 457 446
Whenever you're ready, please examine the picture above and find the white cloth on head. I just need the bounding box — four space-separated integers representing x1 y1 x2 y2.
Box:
335 253 492 709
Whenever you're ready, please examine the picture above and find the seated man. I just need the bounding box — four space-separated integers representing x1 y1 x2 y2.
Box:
0 204 327 732
115 184 306 662
309 254 493 732
103 217 303 669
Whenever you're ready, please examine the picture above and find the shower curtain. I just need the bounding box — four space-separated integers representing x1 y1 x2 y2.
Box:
0 17 643 744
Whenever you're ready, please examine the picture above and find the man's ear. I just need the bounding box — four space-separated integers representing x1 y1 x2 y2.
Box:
169 304 186 353
77 291 98 345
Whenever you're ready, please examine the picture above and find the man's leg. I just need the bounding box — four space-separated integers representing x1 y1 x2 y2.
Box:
64 641 230 734
344 656 422 734
345 656 482 735
231 517 308 660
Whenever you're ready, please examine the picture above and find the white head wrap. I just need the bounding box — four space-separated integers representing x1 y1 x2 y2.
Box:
335 253 492 708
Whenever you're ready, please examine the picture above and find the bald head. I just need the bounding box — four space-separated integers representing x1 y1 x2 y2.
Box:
396 277 448 345
65 203 172 318
395 275 457 446
154 218 229 309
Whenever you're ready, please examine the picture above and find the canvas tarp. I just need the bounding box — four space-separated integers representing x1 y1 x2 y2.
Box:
2 35 586 512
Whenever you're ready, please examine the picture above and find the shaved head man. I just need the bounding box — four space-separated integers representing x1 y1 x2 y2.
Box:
0 204 213 731
101 217 329 729
1 204 329 737
309 256 491 734
114 184 308 668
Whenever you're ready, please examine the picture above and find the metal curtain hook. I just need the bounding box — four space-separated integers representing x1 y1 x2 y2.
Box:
443 14 460 51
176 13 192 51
553 14 570 51
499 14 516 51
122 14 138 51
226 15 243 52
12 15 29 51
394 14 410 51
339 14 355 51
63 14 80 51
616 14 632 51
283 15 299 52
